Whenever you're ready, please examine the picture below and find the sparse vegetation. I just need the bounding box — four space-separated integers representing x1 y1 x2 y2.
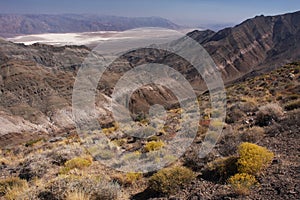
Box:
0 62 298 199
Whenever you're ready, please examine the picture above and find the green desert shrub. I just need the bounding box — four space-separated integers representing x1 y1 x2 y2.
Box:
149 166 195 195
237 142 274 175
228 173 257 195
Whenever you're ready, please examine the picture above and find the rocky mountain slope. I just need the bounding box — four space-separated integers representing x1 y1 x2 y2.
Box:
0 62 299 200
189 10 300 81
0 14 180 37
0 11 299 145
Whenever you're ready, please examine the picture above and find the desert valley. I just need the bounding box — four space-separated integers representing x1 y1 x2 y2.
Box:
0 4 299 200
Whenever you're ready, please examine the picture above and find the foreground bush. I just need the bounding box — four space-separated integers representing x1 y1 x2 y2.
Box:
149 166 195 195
237 142 274 175
228 173 257 195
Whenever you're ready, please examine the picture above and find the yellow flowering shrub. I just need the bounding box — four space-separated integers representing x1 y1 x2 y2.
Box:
149 166 195 195
228 173 257 195
237 142 274 175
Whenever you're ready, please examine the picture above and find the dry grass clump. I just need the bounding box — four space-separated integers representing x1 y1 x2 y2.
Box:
24 138 45 147
43 175 120 200
112 172 143 186
0 156 11 166
226 106 246 124
18 154 52 181
60 156 93 174
46 144 85 166
256 103 284 126
241 126 265 143
102 122 119 135
0 177 28 196
284 100 300 111
124 172 142 185
66 189 91 200
4 182 29 200
144 140 164 152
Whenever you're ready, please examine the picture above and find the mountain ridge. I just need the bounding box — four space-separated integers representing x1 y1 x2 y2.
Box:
188 10 300 82
0 11 299 145
0 14 180 37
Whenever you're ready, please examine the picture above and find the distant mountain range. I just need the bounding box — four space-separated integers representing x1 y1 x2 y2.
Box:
0 11 299 145
0 14 180 37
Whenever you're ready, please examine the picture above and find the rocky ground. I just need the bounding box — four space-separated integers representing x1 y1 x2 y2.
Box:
0 62 299 200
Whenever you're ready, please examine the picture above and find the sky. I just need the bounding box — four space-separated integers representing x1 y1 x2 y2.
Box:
0 0 299 28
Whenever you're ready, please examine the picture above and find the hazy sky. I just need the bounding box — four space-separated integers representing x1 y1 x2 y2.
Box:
1 0 299 27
